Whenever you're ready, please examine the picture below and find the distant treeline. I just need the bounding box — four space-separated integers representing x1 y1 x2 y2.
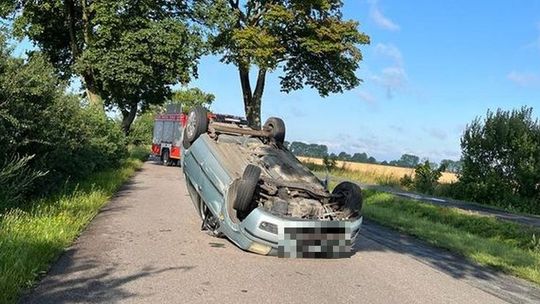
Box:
284 141 462 173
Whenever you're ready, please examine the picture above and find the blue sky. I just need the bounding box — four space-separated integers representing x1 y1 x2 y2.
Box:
189 0 540 162
11 1 540 162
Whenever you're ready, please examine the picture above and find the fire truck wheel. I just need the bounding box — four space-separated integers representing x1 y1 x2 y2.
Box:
263 117 286 145
184 106 208 148
162 149 171 166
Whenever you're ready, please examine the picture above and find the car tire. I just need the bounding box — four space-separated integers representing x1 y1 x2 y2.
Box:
263 117 286 145
233 164 262 213
183 106 208 149
332 181 363 218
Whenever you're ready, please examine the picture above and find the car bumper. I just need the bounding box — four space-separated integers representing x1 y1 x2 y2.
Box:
238 208 363 257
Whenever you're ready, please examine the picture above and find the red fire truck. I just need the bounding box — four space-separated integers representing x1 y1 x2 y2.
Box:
151 109 187 166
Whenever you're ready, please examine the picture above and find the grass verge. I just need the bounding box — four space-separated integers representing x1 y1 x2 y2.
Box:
0 147 147 303
363 190 540 285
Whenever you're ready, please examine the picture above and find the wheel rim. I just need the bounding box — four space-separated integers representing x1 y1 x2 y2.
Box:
186 111 197 139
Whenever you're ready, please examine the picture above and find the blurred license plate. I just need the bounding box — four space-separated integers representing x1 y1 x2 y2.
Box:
278 226 352 258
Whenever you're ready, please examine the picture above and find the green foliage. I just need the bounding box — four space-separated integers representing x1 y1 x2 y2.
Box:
83 11 202 109
7 0 203 132
0 155 47 212
289 141 329 158
389 153 420 168
411 161 446 194
0 37 126 210
171 87 215 112
460 107 540 212
127 110 157 146
440 159 462 173
322 154 337 171
400 174 414 188
364 191 540 285
197 0 369 125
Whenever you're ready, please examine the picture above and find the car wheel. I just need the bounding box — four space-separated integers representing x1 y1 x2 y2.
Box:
162 149 170 166
199 198 210 221
233 164 261 213
263 117 286 145
183 106 208 149
332 181 363 218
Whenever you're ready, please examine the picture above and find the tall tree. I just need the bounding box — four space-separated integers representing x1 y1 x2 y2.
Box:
171 87 215 112
6 0 203 133
198 0 370 128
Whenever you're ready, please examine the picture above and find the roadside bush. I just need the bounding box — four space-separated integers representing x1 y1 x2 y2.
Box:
127 110 156 145
0 155 47 212
399 161 446 194
323 155 338 171
413 161 446 194
0 41 127 211
460 107 540 213
400 174 414 189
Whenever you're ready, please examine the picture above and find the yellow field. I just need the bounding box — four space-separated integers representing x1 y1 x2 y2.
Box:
298 156 458 184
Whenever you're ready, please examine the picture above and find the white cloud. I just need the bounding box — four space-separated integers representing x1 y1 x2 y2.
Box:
374 43 403 66
369 1 400 31
507 71 540 87
369 43 408 98
370 66 408 98
357 90 376 104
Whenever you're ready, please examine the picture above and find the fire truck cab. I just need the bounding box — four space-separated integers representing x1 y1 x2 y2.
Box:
151 105 187 166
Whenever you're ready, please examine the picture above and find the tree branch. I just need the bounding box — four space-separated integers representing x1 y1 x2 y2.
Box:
228 0 246 25
247 2 265 26
80 0 93 45
253 68 267 101
65 0 79 58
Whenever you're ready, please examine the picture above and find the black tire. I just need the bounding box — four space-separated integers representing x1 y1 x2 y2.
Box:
332 181 363 218
233 165 262 213
162 149 171 166
183 106 208 149
263 117 286 145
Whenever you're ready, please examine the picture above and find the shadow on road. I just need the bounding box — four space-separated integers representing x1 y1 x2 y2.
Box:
20 248 196 304
353 220 540 304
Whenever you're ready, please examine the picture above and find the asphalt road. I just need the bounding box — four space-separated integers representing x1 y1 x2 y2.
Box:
20 162 540 304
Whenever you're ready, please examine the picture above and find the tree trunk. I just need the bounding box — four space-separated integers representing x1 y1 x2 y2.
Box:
121 103 138 135
65 0 79 57
77 0 103 110
82 72 103 109
238 65 266 129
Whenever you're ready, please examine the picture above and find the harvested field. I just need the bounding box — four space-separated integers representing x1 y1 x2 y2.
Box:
297 156 458 184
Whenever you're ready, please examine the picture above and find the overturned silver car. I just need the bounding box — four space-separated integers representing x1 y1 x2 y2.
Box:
182 106 363 258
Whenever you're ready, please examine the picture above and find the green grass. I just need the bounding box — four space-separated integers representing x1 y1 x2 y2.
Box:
362 190 540 285
0 148 147 303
